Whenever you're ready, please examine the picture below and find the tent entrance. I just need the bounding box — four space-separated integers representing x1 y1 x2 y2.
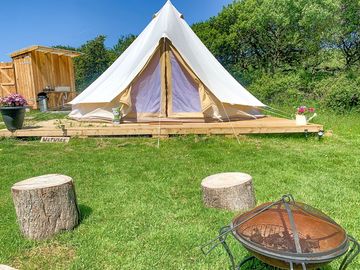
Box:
161 40 203 118
120 39 204 121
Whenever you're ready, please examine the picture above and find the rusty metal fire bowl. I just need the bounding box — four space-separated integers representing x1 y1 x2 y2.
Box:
201 195 359 270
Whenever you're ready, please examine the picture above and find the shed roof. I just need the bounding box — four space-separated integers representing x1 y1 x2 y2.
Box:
10 45 81 58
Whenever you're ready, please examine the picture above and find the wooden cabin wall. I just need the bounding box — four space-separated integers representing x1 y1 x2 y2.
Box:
68 58 76 92
31 51 75 92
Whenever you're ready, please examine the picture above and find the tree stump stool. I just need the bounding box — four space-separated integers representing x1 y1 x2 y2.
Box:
0 265 17 270
201 173 256 211
11 174 79 240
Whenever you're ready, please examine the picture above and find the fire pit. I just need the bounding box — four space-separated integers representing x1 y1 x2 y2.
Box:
202 195 359 270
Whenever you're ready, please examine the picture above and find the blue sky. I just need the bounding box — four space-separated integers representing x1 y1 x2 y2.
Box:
0 0 232 62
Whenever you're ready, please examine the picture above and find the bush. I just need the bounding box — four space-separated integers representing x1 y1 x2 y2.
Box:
315 73 360 112
237 68 360 113
247 72 306 105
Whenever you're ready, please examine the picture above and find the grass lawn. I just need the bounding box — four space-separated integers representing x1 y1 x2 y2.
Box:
0 112 359 269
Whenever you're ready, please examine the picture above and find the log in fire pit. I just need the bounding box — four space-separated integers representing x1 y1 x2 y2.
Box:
202 195 359 270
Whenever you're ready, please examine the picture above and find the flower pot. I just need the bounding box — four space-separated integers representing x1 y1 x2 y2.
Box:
295 114 307 126
0 107 26 131
112 107 121 125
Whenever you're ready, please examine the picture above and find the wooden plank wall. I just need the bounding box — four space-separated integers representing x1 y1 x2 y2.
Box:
31 51 76 109
31 51 75 92
0 62 17 97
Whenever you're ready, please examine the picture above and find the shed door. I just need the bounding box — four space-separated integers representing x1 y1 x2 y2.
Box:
0 63 16 97
13 55 36 108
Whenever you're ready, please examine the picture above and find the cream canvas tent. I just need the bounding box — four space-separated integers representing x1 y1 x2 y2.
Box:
69 1 266 122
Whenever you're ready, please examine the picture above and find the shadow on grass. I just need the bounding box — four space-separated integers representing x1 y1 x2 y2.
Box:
236 256 335 270
245 133 323 141
78 204 93 223
219 249 336 270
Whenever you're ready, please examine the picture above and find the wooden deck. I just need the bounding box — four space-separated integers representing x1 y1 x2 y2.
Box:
0 117 323 138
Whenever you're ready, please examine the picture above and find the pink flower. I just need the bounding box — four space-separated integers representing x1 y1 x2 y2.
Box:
297 105 316 115
297 106 307 114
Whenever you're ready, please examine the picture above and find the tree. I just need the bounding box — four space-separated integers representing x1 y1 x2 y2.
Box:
74 35 113 92
335 0 360 67
112 35 137 57
193 0 338 73
108 34 137 63
193 4 240 69
52 45 78 51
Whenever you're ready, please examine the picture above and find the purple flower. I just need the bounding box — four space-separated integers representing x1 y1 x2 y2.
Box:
0 94 27 107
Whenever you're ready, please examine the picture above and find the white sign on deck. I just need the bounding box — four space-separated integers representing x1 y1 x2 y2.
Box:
40 137 70 143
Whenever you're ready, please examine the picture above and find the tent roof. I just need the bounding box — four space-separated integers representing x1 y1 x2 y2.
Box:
70 1 265 107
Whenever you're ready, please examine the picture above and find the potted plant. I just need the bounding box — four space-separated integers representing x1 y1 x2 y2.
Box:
296 106 316 126
0 94 28 131
112 105 124 125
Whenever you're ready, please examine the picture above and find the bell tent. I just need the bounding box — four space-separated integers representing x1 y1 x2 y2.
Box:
69 1 266 122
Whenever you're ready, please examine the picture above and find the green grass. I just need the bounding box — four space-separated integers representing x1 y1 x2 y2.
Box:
0 112 359 269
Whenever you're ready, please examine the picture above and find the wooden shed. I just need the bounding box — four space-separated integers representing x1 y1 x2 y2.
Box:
0 46 81 109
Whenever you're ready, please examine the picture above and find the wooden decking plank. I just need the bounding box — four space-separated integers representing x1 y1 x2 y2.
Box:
0 116 323 138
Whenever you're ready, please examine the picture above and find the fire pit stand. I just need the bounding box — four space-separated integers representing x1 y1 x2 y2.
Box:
202 195 359 270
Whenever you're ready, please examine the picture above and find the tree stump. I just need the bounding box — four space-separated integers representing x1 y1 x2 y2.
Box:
11 174 79 240
201 173 256 211
0 265 17 270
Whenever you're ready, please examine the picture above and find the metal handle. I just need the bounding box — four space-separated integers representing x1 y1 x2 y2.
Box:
200 238 223 256
219 226 236 269
339 235 360 270
200 226 236 269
